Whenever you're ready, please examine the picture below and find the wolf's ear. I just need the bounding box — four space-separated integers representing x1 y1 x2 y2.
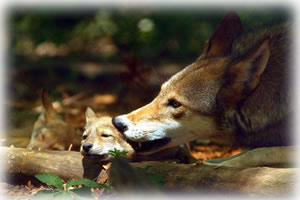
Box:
41 89 57 121
200 12 244 58
217 38 271 106
86 107 96 124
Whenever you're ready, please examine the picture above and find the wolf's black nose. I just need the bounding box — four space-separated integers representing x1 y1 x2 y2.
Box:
83 143 93 152
112 117 128 133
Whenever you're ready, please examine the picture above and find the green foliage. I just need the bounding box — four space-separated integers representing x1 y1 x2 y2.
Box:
34 189 59 200
148 173 164 187
11 8 289 64
34 189 82 200
34 173 112 200
108 148 128 158
136 165 164 187
66 178 112 191
35 173 64 190
136 165 152 173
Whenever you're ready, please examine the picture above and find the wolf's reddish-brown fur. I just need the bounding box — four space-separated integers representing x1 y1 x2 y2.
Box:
112 12 291 153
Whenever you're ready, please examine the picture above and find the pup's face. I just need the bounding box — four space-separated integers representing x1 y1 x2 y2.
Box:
80 108 135 162
113 58 232 154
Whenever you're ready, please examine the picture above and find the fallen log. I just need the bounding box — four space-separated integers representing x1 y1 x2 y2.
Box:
0 147 297 196
0 147 103 182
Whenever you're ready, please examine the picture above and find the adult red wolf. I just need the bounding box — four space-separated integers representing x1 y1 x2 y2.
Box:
112 12 291 156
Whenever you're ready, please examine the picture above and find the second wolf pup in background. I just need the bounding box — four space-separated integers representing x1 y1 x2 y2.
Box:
112 12 291 159
27 90 81 150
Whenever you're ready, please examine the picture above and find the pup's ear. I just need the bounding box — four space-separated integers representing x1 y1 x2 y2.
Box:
200 12 244 58
41 89 57 121
86 107 96 124
217 38 271 106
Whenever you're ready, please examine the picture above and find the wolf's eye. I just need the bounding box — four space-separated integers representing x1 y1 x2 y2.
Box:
168 99 182 108
102 134 110 138
82 135 87 140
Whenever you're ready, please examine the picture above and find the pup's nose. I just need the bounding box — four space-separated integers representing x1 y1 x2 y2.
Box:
112 117 128 133
82 143 93 152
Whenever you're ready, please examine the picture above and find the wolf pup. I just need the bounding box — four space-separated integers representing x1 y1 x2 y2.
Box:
81 107 197 163
80 107 135 161
27 90 81 150
112 12 291 161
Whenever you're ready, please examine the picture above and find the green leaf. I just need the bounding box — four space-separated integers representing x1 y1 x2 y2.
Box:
149 174 164 186
35 173 64 190
68 190 90 200
135 165 164 187
108 148 128 157
70 187 93 198
66 178 111 191
142 165 152 172
136 165 152 174
34 190 59 200
53 190 73 200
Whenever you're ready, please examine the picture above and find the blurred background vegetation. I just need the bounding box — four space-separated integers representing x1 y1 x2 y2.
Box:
5 7 289 146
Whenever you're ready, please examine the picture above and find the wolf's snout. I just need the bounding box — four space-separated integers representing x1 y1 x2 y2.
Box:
82 143 93 152
112 117 128 133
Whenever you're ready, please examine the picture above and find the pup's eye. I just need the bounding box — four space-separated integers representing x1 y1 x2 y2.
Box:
168 99 182 108
102 134 110 138
82 135 87 140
